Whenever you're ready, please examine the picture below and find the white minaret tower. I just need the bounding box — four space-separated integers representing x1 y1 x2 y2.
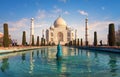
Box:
30 18 34 45
75 29 77 39
42 29 44 38
85 17 88 46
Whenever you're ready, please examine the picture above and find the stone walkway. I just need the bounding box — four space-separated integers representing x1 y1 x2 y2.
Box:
0 46 48 54
74 46 120 53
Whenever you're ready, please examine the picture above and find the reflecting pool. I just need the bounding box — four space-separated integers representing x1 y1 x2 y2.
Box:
0 46 120 77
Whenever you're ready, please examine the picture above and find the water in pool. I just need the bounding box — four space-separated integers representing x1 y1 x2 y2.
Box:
0 46 120 77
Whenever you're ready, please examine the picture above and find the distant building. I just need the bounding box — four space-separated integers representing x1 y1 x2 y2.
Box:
46 16 75 45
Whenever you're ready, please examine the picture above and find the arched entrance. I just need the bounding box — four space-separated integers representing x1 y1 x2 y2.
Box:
57 32 63 42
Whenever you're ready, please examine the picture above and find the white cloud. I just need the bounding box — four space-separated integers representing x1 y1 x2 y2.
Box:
52 6 70 16
35 21 48 28
36 10 46 19
59 0 67 3
89 21 112 31
89 19 120 32
52 8 62 13
8 18 29 32
78 10 88 16
64 11 70 15
36 9 60 19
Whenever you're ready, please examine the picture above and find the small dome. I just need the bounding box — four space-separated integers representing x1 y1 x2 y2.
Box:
51 25 54 28
50 25 54 30
54 16 67 28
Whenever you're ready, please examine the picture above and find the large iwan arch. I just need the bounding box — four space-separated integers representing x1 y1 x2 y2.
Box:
57 32 63 42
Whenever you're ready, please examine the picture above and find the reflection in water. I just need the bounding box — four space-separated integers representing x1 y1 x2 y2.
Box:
22 53 26 62
29 51 34 74
77 49 80 55
37 50 39 58
94 51 99 65
56 60 62 73
86 51 90 57
108 54 117 76
80 50 83 56
94 51 98 58
41 49 45 57
32 51 34 57
86 51 91 72
0 47 120 77
1 58 9 72
74 48 77 55
74 48 79 56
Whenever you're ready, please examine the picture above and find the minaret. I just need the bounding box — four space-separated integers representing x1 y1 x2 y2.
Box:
42 29 44 38
30 18 34 45
75 29 77 40
85 18 88 46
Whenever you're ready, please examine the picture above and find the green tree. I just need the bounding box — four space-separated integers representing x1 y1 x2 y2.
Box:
22 53 26 61
1 58 9 72
72 40 74 46
74 40 76 46
69 41 72 46
36 36 39 46
22 31 26 46
3 23 9 47
70 41 72 46
31 35 34 46
108 23 115 46
81 38 83 46
44 39 45 46
41 37 45 46
41 38 43 46
94 31 97 46
77 38 79 46
116 26 120 46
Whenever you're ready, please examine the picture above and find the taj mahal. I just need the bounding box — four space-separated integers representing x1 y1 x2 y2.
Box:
46 16 76 45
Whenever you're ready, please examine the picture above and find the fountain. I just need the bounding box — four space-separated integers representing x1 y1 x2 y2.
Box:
56 42 62 60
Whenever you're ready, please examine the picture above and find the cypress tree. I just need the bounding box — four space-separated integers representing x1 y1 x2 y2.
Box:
43 39 45 46
81 38 83 46
22 53 26 61
3 23 9 47
36 36 39 46
108 23 115 46
75 39 76 46
1 58 9 72
31 35 34 46
69 41 72 46
41 38 43 46
77 38 79 46
94 31 97 46
69 41 71 46
22 31 26 46
68 41 70 46
70 41 72 46
72 40 74 46
116 26 120 46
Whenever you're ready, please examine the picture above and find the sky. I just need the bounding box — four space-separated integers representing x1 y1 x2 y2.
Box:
0 0 120 45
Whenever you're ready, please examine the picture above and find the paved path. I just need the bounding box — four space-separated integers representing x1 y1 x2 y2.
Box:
0 46 49 54
71 46 120 53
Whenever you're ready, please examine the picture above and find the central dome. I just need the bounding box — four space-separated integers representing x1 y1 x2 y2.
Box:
54 16 67 28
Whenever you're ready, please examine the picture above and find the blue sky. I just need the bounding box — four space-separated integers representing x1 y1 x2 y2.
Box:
0 0 120 44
